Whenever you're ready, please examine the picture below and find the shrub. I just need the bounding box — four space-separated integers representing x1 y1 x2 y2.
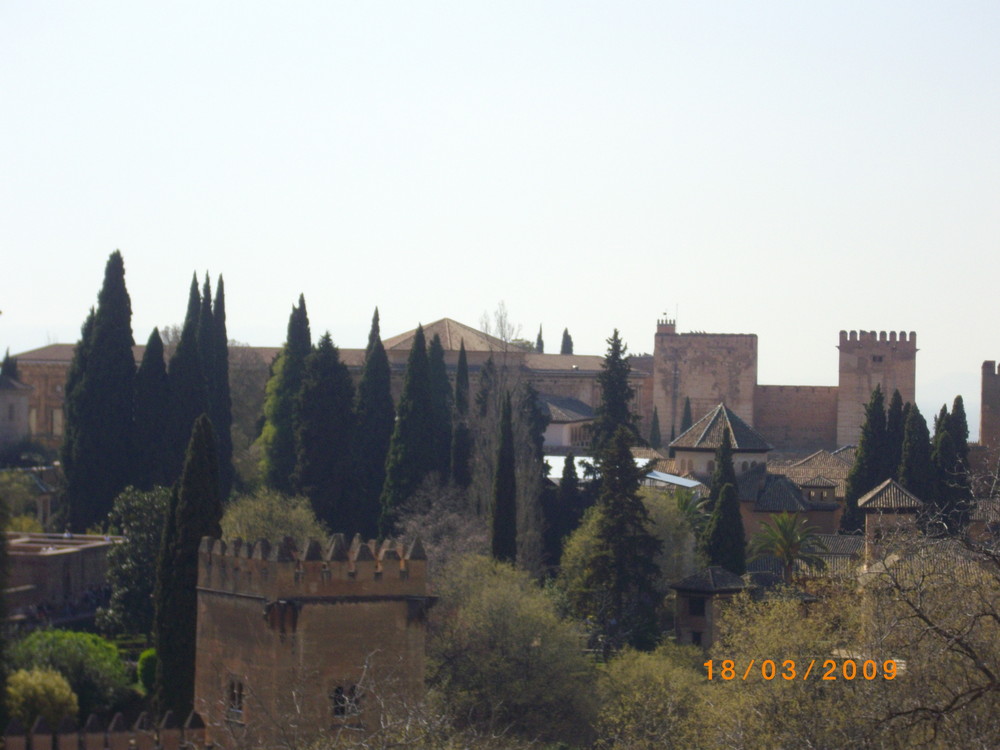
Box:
222 489 327 542
6 668 79 729
137 648 157 694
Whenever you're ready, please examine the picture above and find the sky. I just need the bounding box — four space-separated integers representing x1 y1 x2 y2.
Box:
2 2 999 436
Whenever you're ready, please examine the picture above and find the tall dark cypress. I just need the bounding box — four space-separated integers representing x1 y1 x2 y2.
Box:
354 309 394 539
212 276 234 499
932 419 971 535
0 349 18 381
898 403 935 505
491 392 517 563
450 341 473 489
560 328 573 355
61 308 95 504
153 414 222 719
134 329 170 489
64 252 136 531
293 333 357 531
535 326 544 354
259 295 311 492
380 325 434 534
708 427 738 509
885 389 905 480
841 385 888 534
591 329 639 452
427 334 453 480
649 406 662 450
196 274 215 419
680 397 694 434
166 276 208 484
542 453 582 567
947 395 970 471
702 483 746 575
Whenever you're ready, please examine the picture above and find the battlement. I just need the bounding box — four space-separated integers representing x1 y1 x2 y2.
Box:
197 534 428 601
656 318 676 334
839 330 917 347
984 361 1000 378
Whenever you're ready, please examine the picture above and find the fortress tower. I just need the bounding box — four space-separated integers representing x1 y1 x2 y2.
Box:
836 331 917 447
194 534 432 749
981 361 1000 451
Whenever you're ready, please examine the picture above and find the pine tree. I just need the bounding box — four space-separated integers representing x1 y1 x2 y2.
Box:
450 341 473 489
886 389 905 479
560 328 573 355
153 414 222 719
841 385 888 534
354 309 395 538
702 483 746 575
293 333 357 531
211 276 234 499
259 295 311 492
63 251 136 531
427 334 453 480
680 397 693 434
380 325 434 534
898 403 935 505
535 326 544 354
708 427 738 509
649 407 662 450
165 276 209 484
591 329 640 452
1 349 18 381
133 329 170 490
491 392 517 563
585 426 662 651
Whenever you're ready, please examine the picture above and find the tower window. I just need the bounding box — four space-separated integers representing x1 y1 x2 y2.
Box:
872 355 884 363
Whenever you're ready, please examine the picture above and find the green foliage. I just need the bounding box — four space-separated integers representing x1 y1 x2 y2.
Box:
948 395 970 469
535 325 544 353
133 329 169 490
221 488 327 542
490 392 517 563
211 276 235 500
154 414 222 718
63 251 136 532
5 669 78 730
450 343 473 490
354 309 395 538
749 511 827 582
1 348 19 381
0 470 39 522
98 486 171 636
680 397 693 434
649 406 662 450
885 389 905 481
429 555 597 744
10 630 129 718
560 327 573 355
841 385 888 533
258 294 311 492
931 428 971 534
591 330 639 451
427 334 453 480
166 275 209 485
292 333 357 531
640 488 704 587
137 649 157 694
542 453 584 568
708 427 737 508
380 325 434 534
898 403 935 505
701 483 746 575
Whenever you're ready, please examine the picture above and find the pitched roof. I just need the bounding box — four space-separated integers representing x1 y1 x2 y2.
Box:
738 464 839 512
800 475 838 488
670 403 773 452
671 566 747 593
0 374 31 391
779 450 852 497
832 445 857 464
814 533 864 557
858 479 924 510
536 393 594 423
382 318 507 352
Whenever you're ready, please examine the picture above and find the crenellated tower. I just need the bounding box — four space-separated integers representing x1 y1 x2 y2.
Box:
981 361 1000 450
836 331 917 447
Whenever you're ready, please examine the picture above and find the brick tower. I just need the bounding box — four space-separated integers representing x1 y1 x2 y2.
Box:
980 361 1000 450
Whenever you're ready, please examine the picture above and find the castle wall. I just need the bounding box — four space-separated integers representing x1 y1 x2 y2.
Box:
836 331 917 447
754 385 839 452
981 361 1000 450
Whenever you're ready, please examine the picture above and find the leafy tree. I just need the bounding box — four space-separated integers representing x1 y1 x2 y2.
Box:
5 669 78 730
221 489 327 542
211 276 234 499
701 483 746 575
292 333 357 531
749 512 827 583
450 341 473 490
1 349 19 381
165 276 209 484
535 325 544 353
10 631 130 719
885 389 905 480
427 334 453 480
380 325 434 534
97 486 171 637
560 327 573 355
258 294 311 492
591 330 640 451
133 329 170 490
354 309 394 538
63 251 136 531
491 392 517 563
154 414 222 719
649 406 662 450
680 397 693 434
897 404 935 505
137 649 157 695
708 427 737 508
841 385 888 533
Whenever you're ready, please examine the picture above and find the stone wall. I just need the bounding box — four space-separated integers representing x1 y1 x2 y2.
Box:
754 385 839 451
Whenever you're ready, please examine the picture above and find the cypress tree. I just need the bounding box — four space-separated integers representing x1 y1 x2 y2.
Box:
380 325 434 534
293 333 357 531
841 385 888 534
354 309 395 538
542 453 582 567
535 326 544 354
702 483 746 575
514 381 549 571
196 274 215 419
560 328 573 355
649 406 662 450
0 349 18 381
153 414 222 719
680 397 694 434
64 251 136 531
259 295 311 492
898 403 935 505
133 329 170 490
932 427 971 535
61 308 95 507
165 276 209 483
947 395 970 471
450 341 473 489
708 427 738 509
886 389 905 479
491 392 517 563
212 276 234 499
591 329 640 451
427 334 453 480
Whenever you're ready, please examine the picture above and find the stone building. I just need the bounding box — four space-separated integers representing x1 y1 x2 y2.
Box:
0 372 31 448
194 534 432 749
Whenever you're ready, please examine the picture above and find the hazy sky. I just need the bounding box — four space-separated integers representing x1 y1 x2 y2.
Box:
2 2 998 436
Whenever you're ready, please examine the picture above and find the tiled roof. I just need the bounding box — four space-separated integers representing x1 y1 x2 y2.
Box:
858 479 924 510
814 533 864 557
671 566 747 593
537 393 594 423
630 446 667 461
523 354 607 373
800 475 838 488
382 318 507 352
0 375 31 391
780 450 851 497
832 445 857 465
670 404 773 452
738 464 838 512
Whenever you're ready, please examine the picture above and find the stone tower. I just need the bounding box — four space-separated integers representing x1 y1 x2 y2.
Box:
836 331 917 447
981 361 1000 450
194 534 432 749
